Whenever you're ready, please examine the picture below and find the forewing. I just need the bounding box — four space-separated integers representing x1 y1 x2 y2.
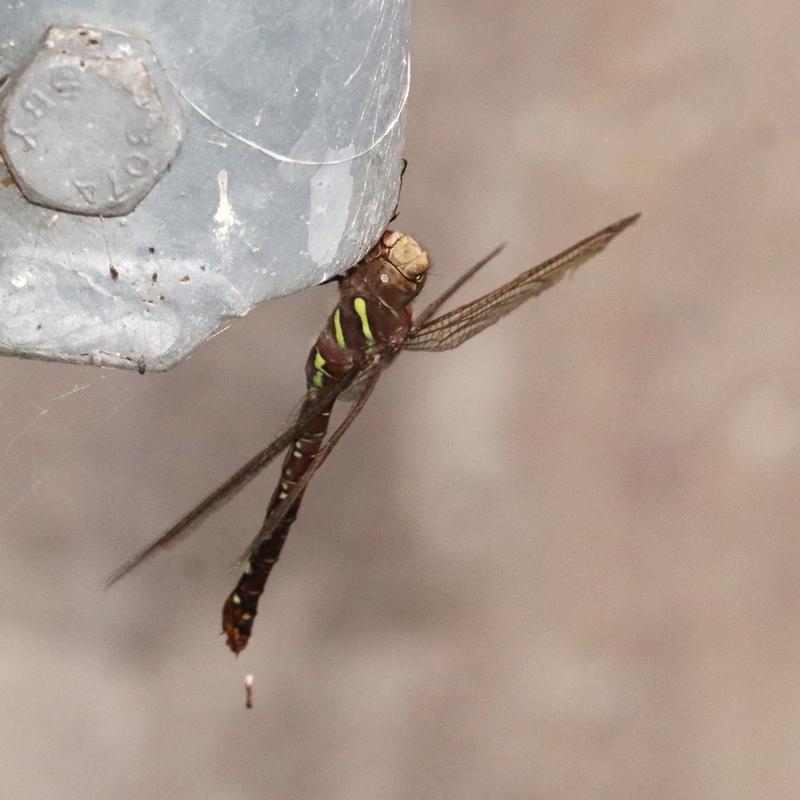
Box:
404 214 638 352
236 366 381 565
414 243 505 327
105 367 361 587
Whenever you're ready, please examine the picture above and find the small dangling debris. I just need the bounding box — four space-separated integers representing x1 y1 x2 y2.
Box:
244 673 254 709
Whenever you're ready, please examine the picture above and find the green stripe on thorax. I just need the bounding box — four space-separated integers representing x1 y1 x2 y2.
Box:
353 297 375 343
333 308 347 349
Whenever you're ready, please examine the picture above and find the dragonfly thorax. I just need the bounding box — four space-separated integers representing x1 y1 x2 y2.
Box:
365 230 430 311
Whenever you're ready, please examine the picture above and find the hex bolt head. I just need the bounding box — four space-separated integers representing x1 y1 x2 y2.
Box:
0 26 185 216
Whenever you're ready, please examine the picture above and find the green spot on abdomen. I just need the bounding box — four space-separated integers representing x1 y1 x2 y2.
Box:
314 349 329 373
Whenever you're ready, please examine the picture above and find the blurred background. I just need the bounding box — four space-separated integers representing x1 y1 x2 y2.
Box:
3 2 800 798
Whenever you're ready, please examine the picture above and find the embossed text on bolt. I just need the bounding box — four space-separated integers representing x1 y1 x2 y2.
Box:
0 26 185 216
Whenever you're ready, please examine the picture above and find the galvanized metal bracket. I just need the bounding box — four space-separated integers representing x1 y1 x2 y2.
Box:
0 0 410 370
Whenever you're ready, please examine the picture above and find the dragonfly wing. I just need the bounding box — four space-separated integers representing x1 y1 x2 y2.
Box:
236 365 382 566
337 365 379 401
414 243 505 327
105 366 362 587
404 214 639 352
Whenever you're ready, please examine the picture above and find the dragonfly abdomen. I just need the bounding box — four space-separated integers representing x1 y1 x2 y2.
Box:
220 296 393 652
221 230 430 653
221 382 334 653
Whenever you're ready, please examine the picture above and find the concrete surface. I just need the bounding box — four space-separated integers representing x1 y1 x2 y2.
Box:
1 2 799 798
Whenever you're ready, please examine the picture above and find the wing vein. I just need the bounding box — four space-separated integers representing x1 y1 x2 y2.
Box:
405 214 638 352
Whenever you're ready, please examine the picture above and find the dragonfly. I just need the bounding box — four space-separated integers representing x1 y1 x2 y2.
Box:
107 213 639 653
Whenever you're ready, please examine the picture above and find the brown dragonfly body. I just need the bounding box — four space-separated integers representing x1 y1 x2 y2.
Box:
107 215 638 653
223 231 429 652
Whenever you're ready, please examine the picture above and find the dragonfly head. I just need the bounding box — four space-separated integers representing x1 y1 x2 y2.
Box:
365 230 430 310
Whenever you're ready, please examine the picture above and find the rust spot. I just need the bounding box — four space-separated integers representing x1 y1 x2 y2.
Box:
109 265 119 280
179 275 190 283
151 272 158 283
148 246 156 254
1 176 15 189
